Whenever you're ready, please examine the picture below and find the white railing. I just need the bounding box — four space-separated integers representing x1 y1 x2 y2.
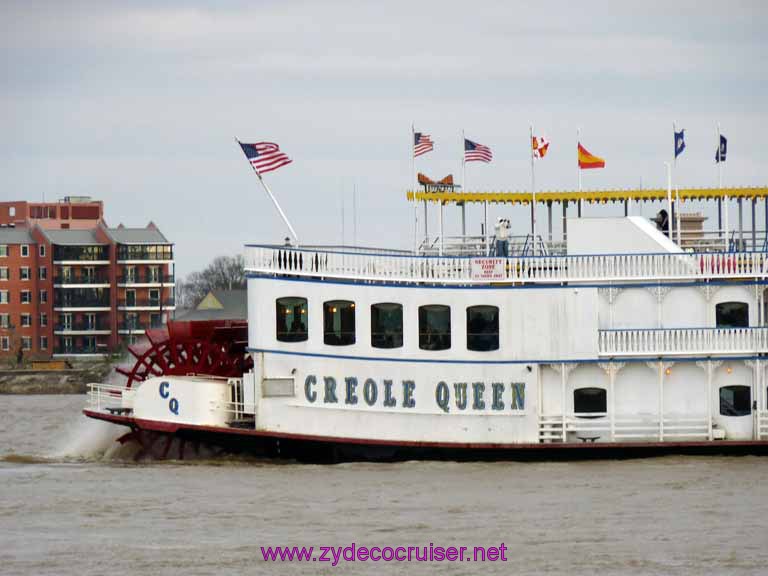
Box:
598 327 768 357
539 413 710 443
759 411 768 440
244 245 768 285
87 382 133 413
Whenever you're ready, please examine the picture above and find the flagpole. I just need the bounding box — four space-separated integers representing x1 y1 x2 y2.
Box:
411 123 418 253
672 121 677 242
719 122 728 250
577 127 582 218
530 124 536 255
461 129 466 239
237 138 300 244
665 161 672 240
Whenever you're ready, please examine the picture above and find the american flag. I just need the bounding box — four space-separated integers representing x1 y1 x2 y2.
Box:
238 141 293 175
464 138 493 163
414 132 434 157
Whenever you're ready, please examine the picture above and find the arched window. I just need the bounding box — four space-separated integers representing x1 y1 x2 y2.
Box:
466 305 499 351
324 300 355 346
574 387 607 418
371 303 403 349
719 385 751 416
276 297 308 342
419 305 451 351
716 302 749 328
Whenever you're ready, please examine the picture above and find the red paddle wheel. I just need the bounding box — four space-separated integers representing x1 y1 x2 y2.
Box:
117 319 252 388
115 319 253 460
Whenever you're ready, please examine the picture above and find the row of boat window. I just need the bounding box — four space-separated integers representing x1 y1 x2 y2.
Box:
276 297 499 351
574 385 753 417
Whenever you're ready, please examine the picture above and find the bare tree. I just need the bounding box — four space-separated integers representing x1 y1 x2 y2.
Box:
177 255 246 309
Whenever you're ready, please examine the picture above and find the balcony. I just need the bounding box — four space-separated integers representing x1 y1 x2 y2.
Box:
54 321 111 334
54 274 110 286
117 298 175 309
117 246 173 262
53 246 110 263
54 295 111 310
598 327 768 357
118 274 175 285
118 322 148 333
53 345 108 356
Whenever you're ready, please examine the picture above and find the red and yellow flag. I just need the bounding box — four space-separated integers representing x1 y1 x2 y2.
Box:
578 143 605 169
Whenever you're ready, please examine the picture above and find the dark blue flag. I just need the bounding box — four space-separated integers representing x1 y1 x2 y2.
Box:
674 129 686 159
716 134 727 163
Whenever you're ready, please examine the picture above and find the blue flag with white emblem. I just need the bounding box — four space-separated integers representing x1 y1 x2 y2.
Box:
674 129 686 159
716 134 727 163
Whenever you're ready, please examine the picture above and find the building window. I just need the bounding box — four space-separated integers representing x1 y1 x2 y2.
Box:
574 388 607 417
62 313 72 330
39 266 47 280
720 385 751 416
149 266 160 283
418 305 451 351
39 244 46 258
21 313 31 327
20 267 30 281
39 290 47 304
21 244 29 257
0 290 8 304
125 289 136 307
466 305 499 351
149 289 160 306
21 337 31 351
40 336 48 350
371 303 403 349
9 206 16 217
276 297 308 342
150 313 162 329
1 336 8 351
0 245 7 258
0 267 7 281
21 290 31 304
0 313 8 328
40 313 47 327
323 300 355 346
716 302 749 328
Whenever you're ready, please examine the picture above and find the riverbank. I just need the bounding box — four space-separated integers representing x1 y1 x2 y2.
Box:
0 363 114 394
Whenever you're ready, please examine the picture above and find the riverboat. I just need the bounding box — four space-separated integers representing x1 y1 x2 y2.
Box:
84 185 768 461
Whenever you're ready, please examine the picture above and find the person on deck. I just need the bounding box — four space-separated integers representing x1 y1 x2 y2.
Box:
495 218 510 257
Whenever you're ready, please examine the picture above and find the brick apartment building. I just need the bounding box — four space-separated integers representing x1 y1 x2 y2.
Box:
0 197 174 359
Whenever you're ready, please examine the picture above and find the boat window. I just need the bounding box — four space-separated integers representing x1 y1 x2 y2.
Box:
715 301 749 328
419 305 451 351
574 387 606 418
466 305 499 351
324 300 355 346
719 385 751 416
276 297 308 342
371 303 403 349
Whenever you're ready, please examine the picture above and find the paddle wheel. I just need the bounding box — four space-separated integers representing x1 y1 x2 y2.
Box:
115 319 253 460
117 320 252 388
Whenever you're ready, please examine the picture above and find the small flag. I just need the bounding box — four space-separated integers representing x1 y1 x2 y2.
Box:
578 143 605 169
238 141 292 175
464 138 493 163
674 129 686 159
532 135 549 158
716 134 727 163
414 132 434 157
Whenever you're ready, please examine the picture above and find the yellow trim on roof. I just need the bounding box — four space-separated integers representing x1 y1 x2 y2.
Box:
406 187 768 205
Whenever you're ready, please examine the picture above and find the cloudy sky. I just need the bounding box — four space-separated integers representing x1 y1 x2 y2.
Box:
1 1 766 275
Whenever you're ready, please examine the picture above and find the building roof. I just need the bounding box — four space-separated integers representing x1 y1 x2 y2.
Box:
177 289 247 321
39 228 105 245
407 185 768 205
0 227 35 244
106 227 170 245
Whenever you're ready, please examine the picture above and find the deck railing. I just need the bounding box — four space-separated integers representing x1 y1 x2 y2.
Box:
539 413 710 443
598 327 768 357
244 245 768 285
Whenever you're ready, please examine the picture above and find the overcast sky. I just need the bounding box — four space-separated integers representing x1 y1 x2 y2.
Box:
2 1 766 275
